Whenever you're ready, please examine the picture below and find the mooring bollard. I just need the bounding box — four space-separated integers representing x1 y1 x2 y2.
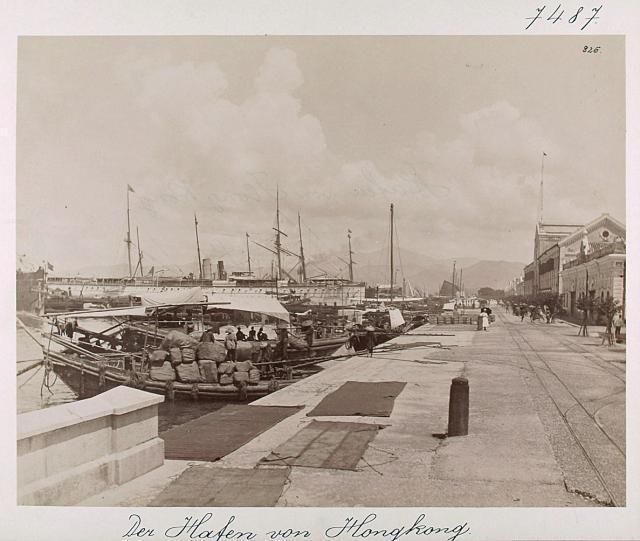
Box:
448 377 469 437
476 315 483 331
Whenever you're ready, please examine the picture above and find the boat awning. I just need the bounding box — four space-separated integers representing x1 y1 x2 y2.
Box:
51 291 290 323
138 287 204 307
202 294 290 323
48 305 150 319
139 289 290 323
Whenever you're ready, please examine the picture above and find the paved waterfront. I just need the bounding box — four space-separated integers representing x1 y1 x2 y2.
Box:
80 308 625 507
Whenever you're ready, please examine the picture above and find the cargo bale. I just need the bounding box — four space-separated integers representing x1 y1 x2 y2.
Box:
248 368 261 384
219 374 233 386
161 329 199 350
218 361 236 375
181 347 196 363
235 341 261 361
197 341 226 362
235 360 254 372
175 362 203 383
169 347 182 366
149 349 170 363
233 371 249 384
198 360 218 383
149 361 176 382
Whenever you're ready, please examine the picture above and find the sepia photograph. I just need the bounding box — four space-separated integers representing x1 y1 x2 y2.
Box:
10 27 632 530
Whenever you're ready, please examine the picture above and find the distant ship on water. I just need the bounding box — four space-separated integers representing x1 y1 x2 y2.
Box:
43 186 366 309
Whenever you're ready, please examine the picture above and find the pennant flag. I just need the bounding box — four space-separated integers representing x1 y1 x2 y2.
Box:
47 261 54 271
127 184 135 193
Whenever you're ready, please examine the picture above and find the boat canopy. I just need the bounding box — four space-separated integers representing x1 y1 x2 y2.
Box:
201 294 290 323
49 305 149 319
51 291 291 323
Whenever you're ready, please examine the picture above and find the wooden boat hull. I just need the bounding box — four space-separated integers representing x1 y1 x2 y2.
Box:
50 353 283 402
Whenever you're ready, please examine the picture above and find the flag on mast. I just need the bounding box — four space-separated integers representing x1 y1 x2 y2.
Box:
127 184 135 193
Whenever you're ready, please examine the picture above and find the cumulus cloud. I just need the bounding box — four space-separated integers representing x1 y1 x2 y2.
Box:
17 39 623 274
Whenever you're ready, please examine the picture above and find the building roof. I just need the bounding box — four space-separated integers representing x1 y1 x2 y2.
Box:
559 214 626 247
536 223 583 237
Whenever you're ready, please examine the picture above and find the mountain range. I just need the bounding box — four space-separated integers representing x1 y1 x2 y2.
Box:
51 246 526 295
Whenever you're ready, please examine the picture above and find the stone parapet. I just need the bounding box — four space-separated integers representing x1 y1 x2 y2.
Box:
18 386 164 505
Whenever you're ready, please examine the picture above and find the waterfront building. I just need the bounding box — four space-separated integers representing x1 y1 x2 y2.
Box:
532 222 583 296
558 214 626 317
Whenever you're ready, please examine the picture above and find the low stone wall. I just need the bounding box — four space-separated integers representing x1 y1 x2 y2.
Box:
18 386 164 505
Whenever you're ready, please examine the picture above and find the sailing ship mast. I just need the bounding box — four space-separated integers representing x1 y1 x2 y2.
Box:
246 232 252 274
298 212 306 282
126 185 133 278
194 213 203 280
347 230 354 282
135 226 144 277
451 260 457 299
390 203 394 303
273 186 285 281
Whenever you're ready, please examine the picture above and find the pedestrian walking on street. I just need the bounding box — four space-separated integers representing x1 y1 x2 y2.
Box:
480 311 489 331
612 310 623 342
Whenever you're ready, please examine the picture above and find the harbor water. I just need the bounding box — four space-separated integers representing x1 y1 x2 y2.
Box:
17 316 233 431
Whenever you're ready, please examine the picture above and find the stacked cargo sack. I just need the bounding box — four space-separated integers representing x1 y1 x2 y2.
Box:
175 361 203 383
181 346 196 363
169 347 182 367
233 360 256 385
235 341 262 361
198 360 218 383
218 361 236 385
161 329 199 351
148 349 174 382
197 341 226 363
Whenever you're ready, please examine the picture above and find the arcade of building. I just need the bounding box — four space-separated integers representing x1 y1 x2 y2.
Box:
510 214 626 317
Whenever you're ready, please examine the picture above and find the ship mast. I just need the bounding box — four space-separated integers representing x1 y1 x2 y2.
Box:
347 230 354 282
274 186 283 280
194 213 203 280
126 185 133 278
390 203 394 303
246 232 252 274
298 212 306 282
136 226 144 277
451 260 457 299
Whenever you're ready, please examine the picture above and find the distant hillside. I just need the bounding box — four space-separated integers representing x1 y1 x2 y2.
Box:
53 248 525 296
406 260 525 295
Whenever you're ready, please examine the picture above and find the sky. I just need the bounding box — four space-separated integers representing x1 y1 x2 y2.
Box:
16 36 625 276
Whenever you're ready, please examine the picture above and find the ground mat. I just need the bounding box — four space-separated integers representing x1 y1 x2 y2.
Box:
259 420 383 470
307 381 406 417
160 404 301 461
150 466 289 506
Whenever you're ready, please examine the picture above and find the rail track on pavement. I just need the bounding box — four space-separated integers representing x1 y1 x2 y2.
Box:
498 310 625 506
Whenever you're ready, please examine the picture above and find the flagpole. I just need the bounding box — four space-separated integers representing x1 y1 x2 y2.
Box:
539 152 546 224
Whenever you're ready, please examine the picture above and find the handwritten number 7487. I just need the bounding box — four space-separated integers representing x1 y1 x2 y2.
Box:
525 5 602 30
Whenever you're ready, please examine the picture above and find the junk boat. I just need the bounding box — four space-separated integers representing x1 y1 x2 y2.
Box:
39 298 359 402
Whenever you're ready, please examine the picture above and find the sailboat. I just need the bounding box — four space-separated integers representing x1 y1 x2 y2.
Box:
46 185 367 309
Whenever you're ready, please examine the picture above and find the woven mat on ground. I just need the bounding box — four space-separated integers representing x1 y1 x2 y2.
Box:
259 420 383 470
307 381 406 417
150 466 289 507
161 404 301 461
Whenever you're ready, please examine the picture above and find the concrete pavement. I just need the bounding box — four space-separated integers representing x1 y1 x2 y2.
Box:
79 308 624 507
